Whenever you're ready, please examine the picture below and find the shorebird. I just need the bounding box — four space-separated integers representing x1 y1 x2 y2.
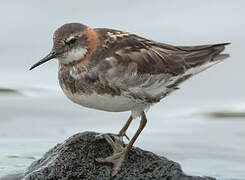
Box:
30 23 230 176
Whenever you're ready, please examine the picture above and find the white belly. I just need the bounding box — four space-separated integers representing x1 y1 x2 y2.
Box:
63 89 137 112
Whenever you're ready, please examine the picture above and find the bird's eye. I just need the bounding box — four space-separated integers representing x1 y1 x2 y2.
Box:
65 38 77 45
69 38 77 44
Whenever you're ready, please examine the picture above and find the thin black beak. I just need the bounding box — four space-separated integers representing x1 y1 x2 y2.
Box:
29 51 57 70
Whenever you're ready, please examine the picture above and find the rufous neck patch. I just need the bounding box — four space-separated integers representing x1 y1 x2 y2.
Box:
76 28 98 68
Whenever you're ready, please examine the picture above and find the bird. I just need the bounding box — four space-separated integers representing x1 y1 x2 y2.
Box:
30 23 230 176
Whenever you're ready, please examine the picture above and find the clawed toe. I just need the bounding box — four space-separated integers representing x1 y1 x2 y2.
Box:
96 148 127 177
96 149 126 163
96 133 129 176
95 132 130 142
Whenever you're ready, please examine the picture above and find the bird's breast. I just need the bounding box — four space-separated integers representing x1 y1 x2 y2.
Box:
61 88 138 112
58 65 139 112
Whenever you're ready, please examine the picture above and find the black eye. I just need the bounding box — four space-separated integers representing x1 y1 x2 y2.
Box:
65 38 77 46
69 38 77 44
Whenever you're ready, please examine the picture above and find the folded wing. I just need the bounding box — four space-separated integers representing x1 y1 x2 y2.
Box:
95 34 230 103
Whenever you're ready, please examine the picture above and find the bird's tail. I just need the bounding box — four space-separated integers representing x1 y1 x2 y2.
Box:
177 43 230 75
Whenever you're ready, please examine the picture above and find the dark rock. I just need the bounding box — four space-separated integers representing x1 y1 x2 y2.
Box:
6 132 215 180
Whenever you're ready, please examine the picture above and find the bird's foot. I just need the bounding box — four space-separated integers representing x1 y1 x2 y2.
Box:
95 132 130 141
96 134 128 177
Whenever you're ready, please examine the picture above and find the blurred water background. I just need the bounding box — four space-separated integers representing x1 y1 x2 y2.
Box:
0 1 245 179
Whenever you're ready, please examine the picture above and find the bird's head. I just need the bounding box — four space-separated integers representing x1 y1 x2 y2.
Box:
30 23 97 70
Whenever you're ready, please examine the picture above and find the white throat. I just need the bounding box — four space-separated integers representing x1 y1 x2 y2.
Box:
58 48 88 64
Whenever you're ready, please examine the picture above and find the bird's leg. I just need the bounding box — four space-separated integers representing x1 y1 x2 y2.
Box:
96 112 147 177
96 115 133 141
118 115 133 140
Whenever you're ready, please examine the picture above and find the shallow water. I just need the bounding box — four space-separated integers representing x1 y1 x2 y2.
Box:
0 87 244 179
1 1 245 180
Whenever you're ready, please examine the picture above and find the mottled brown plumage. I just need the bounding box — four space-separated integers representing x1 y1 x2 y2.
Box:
58 26 229 103
30 23 230 177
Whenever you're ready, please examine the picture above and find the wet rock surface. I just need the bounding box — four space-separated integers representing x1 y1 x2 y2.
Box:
2 132 215 180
